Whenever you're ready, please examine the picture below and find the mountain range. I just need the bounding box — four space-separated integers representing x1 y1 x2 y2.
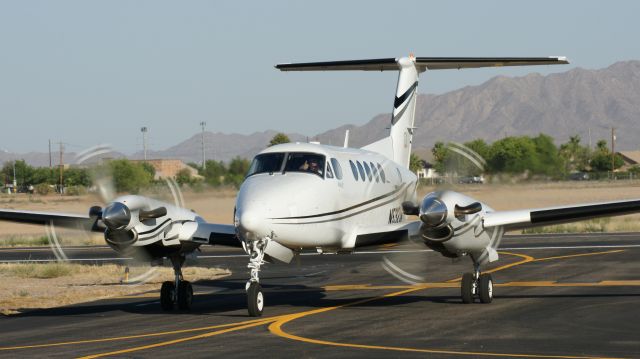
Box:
2 60 639 167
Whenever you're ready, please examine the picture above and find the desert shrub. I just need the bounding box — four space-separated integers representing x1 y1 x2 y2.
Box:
35 183 52 195
65 185 87 196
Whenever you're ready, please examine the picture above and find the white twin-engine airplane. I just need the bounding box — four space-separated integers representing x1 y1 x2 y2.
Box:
3 56 640 317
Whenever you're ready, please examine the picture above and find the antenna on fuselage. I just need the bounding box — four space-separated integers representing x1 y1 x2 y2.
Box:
343 130 350 148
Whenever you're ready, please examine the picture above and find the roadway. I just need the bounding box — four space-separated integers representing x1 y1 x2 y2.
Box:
1 233 639 358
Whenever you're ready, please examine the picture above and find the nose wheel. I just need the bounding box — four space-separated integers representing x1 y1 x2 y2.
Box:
247 282 264 317
244 237 270 317
461 266 493 304
160 255 194 311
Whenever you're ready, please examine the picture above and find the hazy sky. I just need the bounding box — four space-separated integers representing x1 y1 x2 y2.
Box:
1 1 639 154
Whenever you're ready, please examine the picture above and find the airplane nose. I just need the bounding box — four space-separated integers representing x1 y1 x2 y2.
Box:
239 210 263 234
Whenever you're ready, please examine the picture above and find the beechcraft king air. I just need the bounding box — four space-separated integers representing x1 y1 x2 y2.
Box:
2 55 640 316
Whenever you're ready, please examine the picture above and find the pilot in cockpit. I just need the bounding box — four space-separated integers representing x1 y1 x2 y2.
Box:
299 158 322 175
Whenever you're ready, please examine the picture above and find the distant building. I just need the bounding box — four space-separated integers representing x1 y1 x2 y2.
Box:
131 159 202 180
617 151 640 170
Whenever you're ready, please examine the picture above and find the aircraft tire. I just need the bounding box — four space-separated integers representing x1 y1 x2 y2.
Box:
177 281 193 310
247 282 264 317
160 281 175 311
478 274 493 304
461 272 474 304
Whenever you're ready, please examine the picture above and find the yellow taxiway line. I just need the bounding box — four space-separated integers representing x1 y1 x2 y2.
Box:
1 248 633 359
268 249 631 359
77 318 277 359
0 317 279 351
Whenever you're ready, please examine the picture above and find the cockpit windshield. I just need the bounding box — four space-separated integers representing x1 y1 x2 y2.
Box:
284 152 325 177
247 153 285 176
246 152 326 178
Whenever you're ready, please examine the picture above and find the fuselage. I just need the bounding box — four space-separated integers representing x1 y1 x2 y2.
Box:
234 142 417 251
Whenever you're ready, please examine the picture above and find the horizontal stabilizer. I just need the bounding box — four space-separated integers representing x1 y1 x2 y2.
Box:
275 57 569 72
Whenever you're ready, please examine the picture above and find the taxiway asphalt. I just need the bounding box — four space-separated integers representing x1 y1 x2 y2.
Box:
1 233 639 358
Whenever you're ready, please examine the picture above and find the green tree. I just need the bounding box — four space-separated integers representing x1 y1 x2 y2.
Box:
269 133 290 147
225 157 250 188
64 167 91 187
487 136 538 174
464 139 491 160
559 135 590 173
431 142 449 174
108 159 153 193
201 160 227 186
31 167 56 185
409 153 423 173
590 140 624 172
175 168 194 186
2 160 35 187
141 162 156 179
531 134 562 176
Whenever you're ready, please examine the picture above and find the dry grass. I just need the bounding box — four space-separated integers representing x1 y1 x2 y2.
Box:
0 263 230 315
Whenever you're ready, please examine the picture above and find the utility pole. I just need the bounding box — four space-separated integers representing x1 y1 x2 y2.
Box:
588 128 592 149
200 121 207 170
611 127 616 174
141 127 148 161
59 142 64 195
12 161 17 193
48 139 52 168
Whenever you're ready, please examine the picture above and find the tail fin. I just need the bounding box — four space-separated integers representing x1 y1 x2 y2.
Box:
276 56 568 168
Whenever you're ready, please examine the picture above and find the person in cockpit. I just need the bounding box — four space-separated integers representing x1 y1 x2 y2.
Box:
308 159 321 174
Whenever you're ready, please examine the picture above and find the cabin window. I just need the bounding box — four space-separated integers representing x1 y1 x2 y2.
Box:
377 163 386 182
247 153 285 177
331 158 343 180
370 162 379 183
349 160 358 181
326 162 334 179
363 162 372 181
283 152 325 177
356 161 365 181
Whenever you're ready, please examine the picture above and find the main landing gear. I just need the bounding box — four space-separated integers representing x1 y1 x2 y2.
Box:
160 255 193 311
461 263 493 304
244 237 269 317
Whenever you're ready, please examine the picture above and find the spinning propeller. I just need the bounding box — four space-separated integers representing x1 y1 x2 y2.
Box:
381 142 488 284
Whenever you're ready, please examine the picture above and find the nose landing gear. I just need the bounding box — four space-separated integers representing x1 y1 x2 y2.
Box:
244 236 270 317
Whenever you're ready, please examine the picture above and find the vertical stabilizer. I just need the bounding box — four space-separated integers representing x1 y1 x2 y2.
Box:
389 57 419 168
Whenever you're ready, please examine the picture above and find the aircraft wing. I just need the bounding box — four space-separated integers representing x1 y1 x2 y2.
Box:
353 221 421 248
193 222 242 248
276 57 568 72
0 209 99 231
482 199 640 231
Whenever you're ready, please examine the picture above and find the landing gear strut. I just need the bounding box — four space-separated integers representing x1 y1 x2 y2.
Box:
461 263 493 304
160 255 193 311
244 237 269 317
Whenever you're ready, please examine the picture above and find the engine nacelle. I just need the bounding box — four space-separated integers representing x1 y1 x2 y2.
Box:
102 195 202 253
415 190 504 264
